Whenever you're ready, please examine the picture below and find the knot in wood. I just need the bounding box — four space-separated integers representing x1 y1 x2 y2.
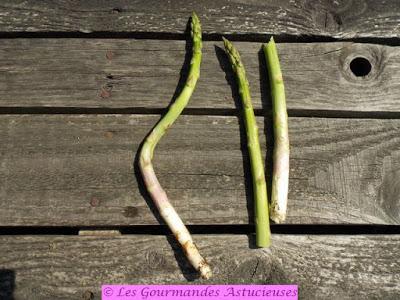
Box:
312 9 342 33
339 44 386 84
123 206 139 218
145 250 167 269
82 290 94 300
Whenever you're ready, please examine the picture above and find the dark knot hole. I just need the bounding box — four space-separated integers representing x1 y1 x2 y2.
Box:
350 57 372 77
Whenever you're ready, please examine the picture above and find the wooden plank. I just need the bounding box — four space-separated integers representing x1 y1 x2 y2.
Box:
0 0 399 39
1 114 399 226
0 234 398 299
0 40 399 112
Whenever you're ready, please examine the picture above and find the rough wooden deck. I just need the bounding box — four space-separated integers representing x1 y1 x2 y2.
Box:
0 1 399 299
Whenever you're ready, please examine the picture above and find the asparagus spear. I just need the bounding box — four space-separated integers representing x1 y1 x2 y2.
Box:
223 37 271 248
139 13 211 279
263 37 289 223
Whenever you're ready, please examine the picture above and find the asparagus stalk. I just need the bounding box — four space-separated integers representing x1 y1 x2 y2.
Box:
223 37 271 248
263 37 289 223
139 13 211 279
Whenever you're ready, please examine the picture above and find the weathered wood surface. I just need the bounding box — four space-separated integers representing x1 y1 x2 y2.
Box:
0 0 399 39
0 2 398 299
1 114 399 226
0 40 399 112
0 234 398 299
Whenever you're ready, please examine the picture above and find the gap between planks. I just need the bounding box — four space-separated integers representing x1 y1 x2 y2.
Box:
3 107 400 119
0 225 400 236
1 31 400 46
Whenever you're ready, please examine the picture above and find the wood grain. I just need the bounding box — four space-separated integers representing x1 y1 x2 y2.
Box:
0 234 398 299
1 114 399 226
0 39 399 112
1 3 398 299
0 0 399 39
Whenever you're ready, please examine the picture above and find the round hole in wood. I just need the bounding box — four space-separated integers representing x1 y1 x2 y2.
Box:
349 57 372 77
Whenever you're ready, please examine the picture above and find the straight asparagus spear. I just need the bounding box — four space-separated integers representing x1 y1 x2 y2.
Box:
223 37 271 248
139 13 211 279
263 37 289 223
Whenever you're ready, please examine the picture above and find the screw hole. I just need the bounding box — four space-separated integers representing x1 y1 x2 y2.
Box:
350 57 372 77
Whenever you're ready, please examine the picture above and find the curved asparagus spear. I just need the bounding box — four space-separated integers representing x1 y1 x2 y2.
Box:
139 13 211 279
263 37 289 223
223 37 271 248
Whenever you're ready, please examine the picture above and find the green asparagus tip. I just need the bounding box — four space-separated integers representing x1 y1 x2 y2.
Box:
191 11 198 22
222 37 243 71
269 36 275 43
191 12 201 41
264 36 276 52
222 36 230 49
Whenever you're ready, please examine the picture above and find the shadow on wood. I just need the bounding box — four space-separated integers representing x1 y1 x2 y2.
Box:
0 269 15 300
